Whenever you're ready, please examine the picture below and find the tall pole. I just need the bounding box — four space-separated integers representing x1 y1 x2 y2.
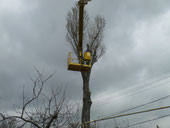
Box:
78 1 91 128
78 1 84 64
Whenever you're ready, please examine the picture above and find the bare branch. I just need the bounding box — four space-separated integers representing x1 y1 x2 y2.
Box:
0 69 80 128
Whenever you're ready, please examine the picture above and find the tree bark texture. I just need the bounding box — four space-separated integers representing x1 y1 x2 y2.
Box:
81 70 92 128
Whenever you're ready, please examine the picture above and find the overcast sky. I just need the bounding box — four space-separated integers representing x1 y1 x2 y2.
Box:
1 0 170 127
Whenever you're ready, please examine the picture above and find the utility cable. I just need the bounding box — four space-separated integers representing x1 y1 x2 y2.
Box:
115 94 170 114
82 105 170 126
99 93 170 118
93 79 170 107
79 72 170 109
121 114 170 128
91 79 170 120
93 74 170 105
93 71 170 103
94 45 170 102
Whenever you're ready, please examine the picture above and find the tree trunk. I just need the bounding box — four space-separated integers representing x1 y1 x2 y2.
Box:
81 70 92 128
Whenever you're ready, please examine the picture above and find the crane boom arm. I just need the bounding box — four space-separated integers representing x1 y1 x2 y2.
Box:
78 2 84 63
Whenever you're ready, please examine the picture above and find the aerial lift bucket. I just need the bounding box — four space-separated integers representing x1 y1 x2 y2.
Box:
67 52 91 72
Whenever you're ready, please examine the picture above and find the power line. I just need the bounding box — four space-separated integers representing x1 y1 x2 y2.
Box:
79 72 170 109
122 114 170 128
99 93 170 118
92 80 170 120
116 94 170 114
90 76 170 120
82 105 170 126
93 73 170 105
93 79 170 107
93 71 170 103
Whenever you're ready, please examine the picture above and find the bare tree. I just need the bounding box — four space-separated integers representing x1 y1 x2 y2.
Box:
0 118 17 128
66 4 106 128
0 69 80 128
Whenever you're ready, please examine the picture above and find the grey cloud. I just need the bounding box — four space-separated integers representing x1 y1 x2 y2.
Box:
1 0 170 127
